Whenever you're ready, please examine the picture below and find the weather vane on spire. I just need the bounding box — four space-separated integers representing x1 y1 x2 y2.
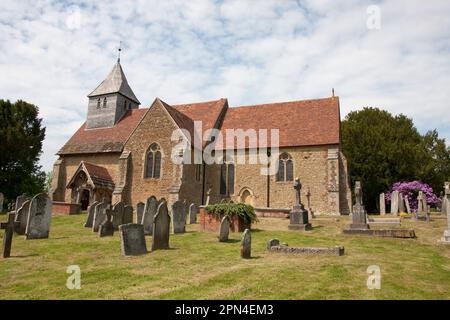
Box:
117 41 122 63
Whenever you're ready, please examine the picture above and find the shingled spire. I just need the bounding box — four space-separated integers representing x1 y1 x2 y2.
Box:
86 60 140 129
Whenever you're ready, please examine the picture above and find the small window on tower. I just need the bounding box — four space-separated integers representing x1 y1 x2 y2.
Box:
103 97 107 108
129 102 132 110
123 100 127 111
97 98 101 109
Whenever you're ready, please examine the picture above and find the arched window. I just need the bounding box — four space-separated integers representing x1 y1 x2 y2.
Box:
103 97 107 108
123 100 127 111
220 157 234 195
276 153 293 182
145 143 162 179
97 98 101 109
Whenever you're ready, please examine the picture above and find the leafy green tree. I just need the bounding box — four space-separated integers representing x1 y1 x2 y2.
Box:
0 100 46 205
342 107 430 212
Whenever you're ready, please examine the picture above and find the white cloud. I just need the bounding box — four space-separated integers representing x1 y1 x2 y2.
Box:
0 0 449 173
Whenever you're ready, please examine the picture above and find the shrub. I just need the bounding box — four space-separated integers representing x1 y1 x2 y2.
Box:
386 181 440 211
205 203 258 225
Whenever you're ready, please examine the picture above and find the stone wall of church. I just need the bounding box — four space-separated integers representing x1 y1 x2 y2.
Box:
59 153 121 204
123 102 202 208
203 145 350 215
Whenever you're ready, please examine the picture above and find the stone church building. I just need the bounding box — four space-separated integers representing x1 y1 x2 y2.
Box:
50 60 351 216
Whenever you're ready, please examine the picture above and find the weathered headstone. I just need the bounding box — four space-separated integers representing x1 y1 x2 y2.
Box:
136 202 145 224
288 178 312 231
123 205 133 224
267 239 280 250
241 229 251 259
25 193 52 240
142 196 157 235
15 195 29 214
399 193 405 213
99 208 114 237
405 196 411 214
0 192 4 212
390 191 399 215
112 202 125 230
14 199 31 235
439 192 450 244
219 216 230 242
305 187 314 219
85 201 99 228
1 212 20 258
442 182 449 215
152 201 170 251
349 181 369 230
92 202 109 232
379 193 385 215
189 203 198 224
119 224 147 256
172 200 186 234
414 191 430 222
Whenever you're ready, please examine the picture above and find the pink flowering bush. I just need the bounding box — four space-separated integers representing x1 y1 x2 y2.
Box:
386 181 440 211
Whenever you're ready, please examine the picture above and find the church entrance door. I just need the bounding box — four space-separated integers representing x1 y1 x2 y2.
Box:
80 189 90 210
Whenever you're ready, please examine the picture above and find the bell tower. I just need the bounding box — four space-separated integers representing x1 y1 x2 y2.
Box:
86 52 140 129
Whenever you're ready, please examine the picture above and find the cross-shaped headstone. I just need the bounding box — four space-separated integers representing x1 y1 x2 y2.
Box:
1 212 20 258
293 178 302 205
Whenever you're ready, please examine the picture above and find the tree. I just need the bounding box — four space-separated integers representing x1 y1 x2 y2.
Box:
341 107 431 212
0 100 46 204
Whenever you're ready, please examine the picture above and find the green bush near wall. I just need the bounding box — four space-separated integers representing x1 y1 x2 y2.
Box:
205 203 258 226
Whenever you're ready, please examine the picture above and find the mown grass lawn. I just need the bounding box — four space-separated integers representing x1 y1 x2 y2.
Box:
0 212 449 299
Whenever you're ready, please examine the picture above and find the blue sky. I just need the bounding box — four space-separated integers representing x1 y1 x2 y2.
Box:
0 0 449 172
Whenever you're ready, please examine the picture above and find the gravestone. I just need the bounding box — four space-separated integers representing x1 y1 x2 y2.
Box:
152 201 170 251
84 201 99 228
172 200 186 234
14 199 31 235
219 216 230 242
99 208 114 237
439 192 450 244
349 181 369 230
112 202 125 230
92 202 109 232
405 197 411 214
142 196 157 235
15 195 29 214
241 229 251 259
1 212 20 258
413 191 430 222
442 182 449 215
123 205 133 224
288 178 312 231
0 192 4 212
189 203 198 224
267 239 280 250
136 202 145 224
305 187 314 219
399 193 405 213
119 224 147 256
25 193 52 240
390 191 399 215
379 193 385 215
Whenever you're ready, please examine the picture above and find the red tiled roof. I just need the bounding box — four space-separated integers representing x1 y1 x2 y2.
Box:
83 162 113 184
58 97 339 155
58 108 147 155
216 97 341 149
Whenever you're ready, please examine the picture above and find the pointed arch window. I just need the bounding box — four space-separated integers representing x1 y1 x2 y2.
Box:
103 97 107 108
145 143 162 179
276 153 293 182
220 156 234 195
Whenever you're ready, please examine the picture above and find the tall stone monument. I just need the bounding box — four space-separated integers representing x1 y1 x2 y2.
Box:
288 178 311 231
349 181 369 230
390 191 399 215
379 193 385 215
439 189 450 245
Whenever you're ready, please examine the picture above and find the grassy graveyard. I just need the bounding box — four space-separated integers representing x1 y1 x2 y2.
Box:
0 213 449 300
